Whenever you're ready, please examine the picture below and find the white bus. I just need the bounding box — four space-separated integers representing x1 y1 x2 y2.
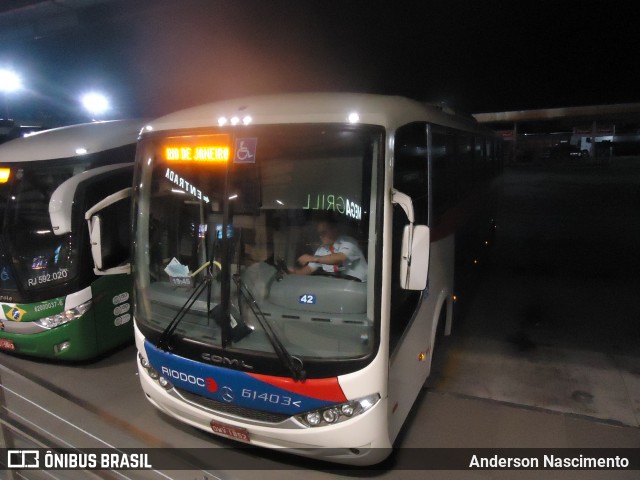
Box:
0 120 145 360
107 94 500 464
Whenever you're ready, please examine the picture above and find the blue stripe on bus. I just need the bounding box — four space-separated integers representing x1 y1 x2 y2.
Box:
144 340 336 415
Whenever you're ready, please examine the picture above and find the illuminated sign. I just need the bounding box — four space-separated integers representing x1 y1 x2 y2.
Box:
0 168 10 183
163 134 230 163
303 193 362 220
165 168 210 203
234 138 257 163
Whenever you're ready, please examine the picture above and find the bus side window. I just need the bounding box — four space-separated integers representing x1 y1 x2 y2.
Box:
431 127 456 220
390 122 428 351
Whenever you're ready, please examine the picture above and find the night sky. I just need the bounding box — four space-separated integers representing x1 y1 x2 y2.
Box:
1 0 640 124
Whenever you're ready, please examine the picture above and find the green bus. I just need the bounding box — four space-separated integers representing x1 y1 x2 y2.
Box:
0 119 145 360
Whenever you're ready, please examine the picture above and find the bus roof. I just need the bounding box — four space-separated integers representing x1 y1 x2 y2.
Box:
146 93 487 134
0 119 147 163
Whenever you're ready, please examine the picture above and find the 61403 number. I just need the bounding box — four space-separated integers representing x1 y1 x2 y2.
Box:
241 388 301 408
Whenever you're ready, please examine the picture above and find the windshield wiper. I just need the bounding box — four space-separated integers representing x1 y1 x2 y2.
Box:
157 272 211 351
233 273 306 382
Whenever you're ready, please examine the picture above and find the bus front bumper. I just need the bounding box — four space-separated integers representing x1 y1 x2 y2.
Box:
137 354 392 466
0 318 98 360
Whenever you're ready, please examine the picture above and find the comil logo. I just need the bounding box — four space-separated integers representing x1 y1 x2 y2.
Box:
8 450 40 468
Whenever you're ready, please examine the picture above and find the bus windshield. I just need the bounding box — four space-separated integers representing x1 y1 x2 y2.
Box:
134 124 381 375
0 160 86 298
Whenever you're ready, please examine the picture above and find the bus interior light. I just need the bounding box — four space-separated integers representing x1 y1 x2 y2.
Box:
0 168 10 183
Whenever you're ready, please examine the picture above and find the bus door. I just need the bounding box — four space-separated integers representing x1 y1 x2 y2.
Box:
387 122 435 442
52 164 135 353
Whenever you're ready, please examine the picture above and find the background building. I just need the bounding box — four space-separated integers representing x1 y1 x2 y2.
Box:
474 103 640 163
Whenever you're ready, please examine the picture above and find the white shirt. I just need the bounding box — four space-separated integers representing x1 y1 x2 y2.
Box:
309 235 368 282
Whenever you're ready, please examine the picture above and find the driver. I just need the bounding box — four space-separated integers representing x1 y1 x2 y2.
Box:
290 219 367 282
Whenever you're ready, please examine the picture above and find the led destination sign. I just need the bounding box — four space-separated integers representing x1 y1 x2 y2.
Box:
163 134 230 163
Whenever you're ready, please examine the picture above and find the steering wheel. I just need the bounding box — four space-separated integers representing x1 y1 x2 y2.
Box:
274 257 288 280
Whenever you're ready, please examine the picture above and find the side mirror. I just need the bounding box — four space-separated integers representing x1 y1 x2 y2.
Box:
89 215 105 270
400 224 430 290
393 189 430 291
85 187 132 275
50 163 133 236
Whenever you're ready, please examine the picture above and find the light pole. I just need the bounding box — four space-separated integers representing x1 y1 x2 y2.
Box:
0 69 22 119
81 92 110 121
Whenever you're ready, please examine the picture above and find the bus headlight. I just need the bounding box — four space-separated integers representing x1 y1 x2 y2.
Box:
139 353 173 390
35 300 92 329
140 354 150 369
295 393 380 428
158 376 172 389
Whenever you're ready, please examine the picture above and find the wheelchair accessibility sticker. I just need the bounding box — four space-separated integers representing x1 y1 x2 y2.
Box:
234 138 257 164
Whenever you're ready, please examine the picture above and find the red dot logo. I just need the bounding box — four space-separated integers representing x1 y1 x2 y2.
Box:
205 377 218 392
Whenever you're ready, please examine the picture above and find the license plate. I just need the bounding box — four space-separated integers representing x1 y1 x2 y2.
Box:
210 420 250 442
0 339 15 351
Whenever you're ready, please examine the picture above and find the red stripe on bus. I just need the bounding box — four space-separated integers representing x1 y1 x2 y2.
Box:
247 373 347 402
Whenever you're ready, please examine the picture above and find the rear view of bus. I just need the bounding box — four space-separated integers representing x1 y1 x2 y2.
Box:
0 120 145 360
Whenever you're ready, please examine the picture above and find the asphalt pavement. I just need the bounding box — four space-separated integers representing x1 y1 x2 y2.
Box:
425 158 640 429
